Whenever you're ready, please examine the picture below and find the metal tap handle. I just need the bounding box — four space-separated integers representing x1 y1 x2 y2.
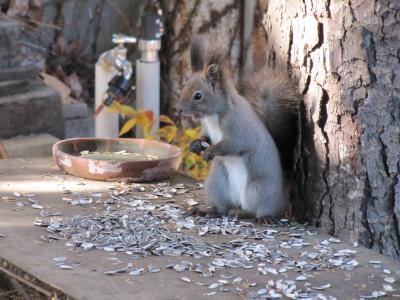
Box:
112 34 137 46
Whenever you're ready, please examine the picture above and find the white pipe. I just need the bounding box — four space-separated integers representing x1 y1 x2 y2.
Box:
135 59 160 138
94 61 119 138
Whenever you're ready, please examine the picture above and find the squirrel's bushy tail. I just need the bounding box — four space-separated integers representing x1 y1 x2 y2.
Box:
238 68 301 171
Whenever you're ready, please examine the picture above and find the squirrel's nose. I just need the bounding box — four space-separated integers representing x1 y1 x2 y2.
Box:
181 103 191 115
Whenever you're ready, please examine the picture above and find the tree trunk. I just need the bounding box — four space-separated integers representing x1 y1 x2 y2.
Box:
161 0 400 260
256 0 400 259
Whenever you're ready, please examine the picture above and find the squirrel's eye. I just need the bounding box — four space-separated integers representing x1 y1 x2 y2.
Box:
192 91 203 101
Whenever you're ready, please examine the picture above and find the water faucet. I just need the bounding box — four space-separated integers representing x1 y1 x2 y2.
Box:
94 5 164 138
99 34 136 106
138 9 164 62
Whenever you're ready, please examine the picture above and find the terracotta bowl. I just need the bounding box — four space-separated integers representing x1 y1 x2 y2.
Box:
53 138 182 182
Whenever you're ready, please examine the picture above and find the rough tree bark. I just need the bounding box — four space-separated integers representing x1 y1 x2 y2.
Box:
256 0 400 259
161 0 400 260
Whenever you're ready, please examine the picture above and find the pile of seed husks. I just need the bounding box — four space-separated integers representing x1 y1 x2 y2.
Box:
26 183 398 299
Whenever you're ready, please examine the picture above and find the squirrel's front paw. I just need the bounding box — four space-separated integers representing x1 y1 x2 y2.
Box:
190 139 210 155
202 149 215 162
189 139 204 154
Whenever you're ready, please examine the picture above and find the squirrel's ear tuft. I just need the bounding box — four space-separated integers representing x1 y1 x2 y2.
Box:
206 64 219 83
190 35 206 72
204 48 225 84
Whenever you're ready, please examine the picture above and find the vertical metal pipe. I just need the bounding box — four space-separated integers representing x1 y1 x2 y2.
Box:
135 38 161 138
136 59 160 137
95 62 119 137
135 6 164 138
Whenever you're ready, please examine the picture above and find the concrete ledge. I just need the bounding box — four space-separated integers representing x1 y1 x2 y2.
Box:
62 102 89 120
0 83 65 139
65 116 94 138
1 134 59 158
0 66 39 81
0 79 31 97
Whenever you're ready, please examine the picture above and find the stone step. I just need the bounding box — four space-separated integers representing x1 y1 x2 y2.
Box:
0 79 32 97
0 81 64 139
0 17 64 141
0 17 49 69
62 102 89 120
65 116 94 139
62 102 94 138
0 48 12 69
0 66 39 81
0 133 59 158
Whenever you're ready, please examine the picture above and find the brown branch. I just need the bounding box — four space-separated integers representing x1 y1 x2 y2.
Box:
105 0 135 36
163 0 183 40
92 0 106 54
52 0 64 41
2 14 61 30
169 0 201 44
80 0 106 58
169 1 240 58
198 1 239 33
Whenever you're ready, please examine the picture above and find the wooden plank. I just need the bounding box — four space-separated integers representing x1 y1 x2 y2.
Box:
0 262 56 298
0 158 399 300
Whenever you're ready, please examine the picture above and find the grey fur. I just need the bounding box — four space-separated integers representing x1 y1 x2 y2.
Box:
190 35 207 72
180 38 295 218
205 158 232 214
202 85 285 217
238 68 300 170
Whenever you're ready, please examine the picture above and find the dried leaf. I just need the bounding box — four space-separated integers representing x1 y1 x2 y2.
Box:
157 125 178 143
159 115 175 125
40 72 75 104
137 110 154 137
118 104 137 117
65 72 82 98
119 118 137 136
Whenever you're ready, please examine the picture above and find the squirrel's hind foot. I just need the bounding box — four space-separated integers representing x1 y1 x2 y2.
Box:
255 216 280 225
184 206 221 218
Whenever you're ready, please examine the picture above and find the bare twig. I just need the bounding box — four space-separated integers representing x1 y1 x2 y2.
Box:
80 0 106 58
91 0 106 55
0 290 20 297
2 14 61 30
0 265 52 298
0 12 58 47
9 278 31 300
105 0 135 36
198 1 239 33
169 0 200 44
52 0 64 41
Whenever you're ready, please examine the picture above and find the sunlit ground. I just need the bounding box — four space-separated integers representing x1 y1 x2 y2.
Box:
0 177 114 194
